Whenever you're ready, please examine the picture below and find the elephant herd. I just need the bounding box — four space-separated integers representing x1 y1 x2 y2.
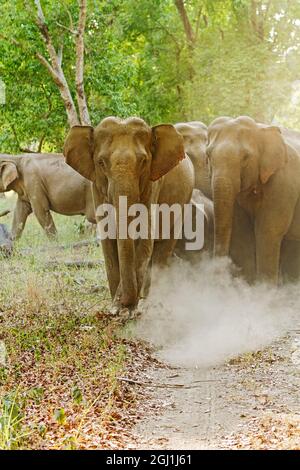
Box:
1 115 300 311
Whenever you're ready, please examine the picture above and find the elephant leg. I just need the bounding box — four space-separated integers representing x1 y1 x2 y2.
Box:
280 239 300 283
255 233 281 283
31 200 57 239
11 198 32 240
152 237 178 267
135 238 154 295
255 204 294 283
140 257 152 299
101 238 120 299
230 203 256 283
91 184 120 303
113 238 154 307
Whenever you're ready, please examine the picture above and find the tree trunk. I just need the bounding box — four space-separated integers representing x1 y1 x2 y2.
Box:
76 0 91 126
34 0 80 127
174 0 195 49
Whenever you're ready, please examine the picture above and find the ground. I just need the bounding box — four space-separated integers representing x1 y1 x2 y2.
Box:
132 332 300 450
0 195 300 450
0 195 147 450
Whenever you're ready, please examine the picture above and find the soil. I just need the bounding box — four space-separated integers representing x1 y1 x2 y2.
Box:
131 327 300 449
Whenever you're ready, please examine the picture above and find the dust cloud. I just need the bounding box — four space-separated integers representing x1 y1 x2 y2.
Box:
135 257 300 367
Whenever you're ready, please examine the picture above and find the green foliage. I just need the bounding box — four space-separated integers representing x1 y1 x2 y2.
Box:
0 391 25 449
54 408 66 426
0 0 300 153
72 385 83 405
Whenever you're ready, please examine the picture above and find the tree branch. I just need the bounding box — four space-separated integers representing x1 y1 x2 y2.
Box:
174 0 195 49
156 21 182 54
37 133 46 152
75 0 91 125
63 2 75 33
35 52 58 78
195 5 203 41
33 0 79 126
57 44 63 68
55 21 77 35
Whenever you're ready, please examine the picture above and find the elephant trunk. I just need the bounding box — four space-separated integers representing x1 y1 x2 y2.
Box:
115 185 139 307
213 175 238 257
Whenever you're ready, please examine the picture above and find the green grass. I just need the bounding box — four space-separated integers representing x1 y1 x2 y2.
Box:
0 194 141 449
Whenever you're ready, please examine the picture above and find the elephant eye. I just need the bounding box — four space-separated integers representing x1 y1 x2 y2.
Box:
98 159 105 167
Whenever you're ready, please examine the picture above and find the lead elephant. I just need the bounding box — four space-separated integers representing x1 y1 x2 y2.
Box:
207 116 300 284
175 121 211 198
0 154 96 239
64 117 194 309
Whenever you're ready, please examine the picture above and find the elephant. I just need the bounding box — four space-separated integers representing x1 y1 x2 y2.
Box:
174 188 214 263
175 121 212 198
0 153 96 239
64 117 194 309
174 121 214 263
207 115 300 284
0 211 12 256
175 120 258 276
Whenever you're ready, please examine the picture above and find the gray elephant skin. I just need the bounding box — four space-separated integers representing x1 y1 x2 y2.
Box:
0 153 96 239
207 116 300 284
175 121 211 199
64 117 194 309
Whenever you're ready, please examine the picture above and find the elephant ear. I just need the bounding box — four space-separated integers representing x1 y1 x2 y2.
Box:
259 126 288 184
63 126 95 181
0 162 18 190
151 125 185 181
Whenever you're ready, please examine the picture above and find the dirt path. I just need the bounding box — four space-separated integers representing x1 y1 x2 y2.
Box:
133 328 300 449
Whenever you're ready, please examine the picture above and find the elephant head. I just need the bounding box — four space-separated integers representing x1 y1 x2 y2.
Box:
207 116 288 257
0 159 19 192
175 121 210 197
63 117 185 307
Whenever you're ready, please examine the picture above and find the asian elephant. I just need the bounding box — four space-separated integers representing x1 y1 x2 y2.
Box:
64 117 194 309
175 121 212 198
0 154 96 239
0 210 12 256
174 188 214 263
207 116 300 284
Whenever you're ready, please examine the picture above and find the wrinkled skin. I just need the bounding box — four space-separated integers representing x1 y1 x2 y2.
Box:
175 121 211 198
174 188 214 263
207 116 300 284
64 117 194 309
0 154 96 239
174 122 214 263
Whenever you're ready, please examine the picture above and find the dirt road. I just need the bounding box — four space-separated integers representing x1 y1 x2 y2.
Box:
133 328 300 449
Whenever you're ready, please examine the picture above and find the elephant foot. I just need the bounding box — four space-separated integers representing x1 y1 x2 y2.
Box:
108 304 123 317
106 302 142 322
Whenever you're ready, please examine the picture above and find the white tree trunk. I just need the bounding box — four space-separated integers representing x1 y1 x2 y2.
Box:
34 0 80 127
76 0 91 125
